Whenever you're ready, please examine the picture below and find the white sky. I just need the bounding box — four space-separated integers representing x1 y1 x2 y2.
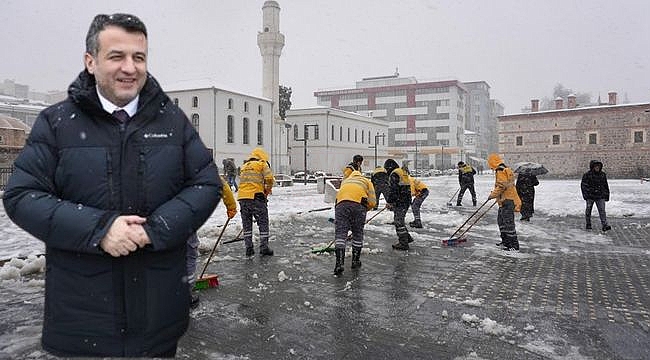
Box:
1 0 649 113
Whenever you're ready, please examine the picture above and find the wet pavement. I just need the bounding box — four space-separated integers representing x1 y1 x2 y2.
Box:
2 209 649 359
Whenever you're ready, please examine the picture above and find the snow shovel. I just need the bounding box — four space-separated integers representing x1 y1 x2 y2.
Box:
443 199 495 246
194 218 230 290
446 188 460 207
312 206 387 254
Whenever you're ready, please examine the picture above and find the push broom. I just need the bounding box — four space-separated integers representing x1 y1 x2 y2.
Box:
443 199 495 246
194 218 230 290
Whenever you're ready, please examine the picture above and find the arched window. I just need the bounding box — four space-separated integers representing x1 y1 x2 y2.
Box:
314 125 319 140
228 98 233 110
355 129 358 143
244 101 249 112
191 113 199 130
339 126 342 141
257 120 263 145
347 128 350 142
361 130 364 144
293 124 299 140
227 115 234 143
258 105 263 115
192 96 199 108
331 125 335 140
173 98 179 106
243 117 249 144
368 131 371 144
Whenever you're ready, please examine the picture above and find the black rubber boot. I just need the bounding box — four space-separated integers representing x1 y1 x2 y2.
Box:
409 220 423 228
392 235 410 250
351 246 362 269
259 246 274 256
334 248 345 275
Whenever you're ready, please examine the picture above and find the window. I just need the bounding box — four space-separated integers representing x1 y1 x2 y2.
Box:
173 98 179 106
294 124 299 139
339 126 343 141
191 114 199 130
227 115 234 143
588 133 597 145
258 105 263 115
634 130 644 143
243 118 249 144
228 98 233 110
552 134 560 145
244 101 249 112
347 128 350 142
331 125 335 140
515 136 523 146
368 131 371 144
361 130 364 144
314 125 319 140
355 129 358 143
192 96 199 108
257 120 263 145
0 135 4 144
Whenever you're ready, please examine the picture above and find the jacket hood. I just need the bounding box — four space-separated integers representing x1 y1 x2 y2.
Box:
487 153 503 170
383 159 399 173
249 147 269 162
589 160 603 171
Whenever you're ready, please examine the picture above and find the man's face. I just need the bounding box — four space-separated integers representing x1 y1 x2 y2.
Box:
84 25 147 107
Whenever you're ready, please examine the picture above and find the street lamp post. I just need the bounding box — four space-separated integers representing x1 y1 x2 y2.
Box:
370 134 386 168
295 124 318 185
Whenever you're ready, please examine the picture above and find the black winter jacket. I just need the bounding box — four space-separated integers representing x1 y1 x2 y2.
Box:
383 159 411 208
580 160 610 201
3 70 222 357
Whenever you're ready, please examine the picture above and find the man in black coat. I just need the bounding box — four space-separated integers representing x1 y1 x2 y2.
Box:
2 13 221 357
370 165 388 210
516 174 539 221
384 159 413 250
457 161 477 206
580 160 611 231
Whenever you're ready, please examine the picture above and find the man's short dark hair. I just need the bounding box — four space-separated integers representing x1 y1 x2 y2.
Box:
353 155 364 163
86 13 147 56
457 161 465 167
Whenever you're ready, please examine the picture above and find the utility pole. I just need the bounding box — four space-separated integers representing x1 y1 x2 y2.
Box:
295 124 318 185
370 133 386 168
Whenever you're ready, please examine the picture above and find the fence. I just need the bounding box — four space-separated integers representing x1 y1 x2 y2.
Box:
0 167 14 191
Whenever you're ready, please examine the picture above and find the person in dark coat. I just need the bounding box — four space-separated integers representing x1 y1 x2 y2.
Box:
370 165 388 210
2 13 221 358
516 173 539 221
222 158 239 192
580 160 611 231
343 154 364 179
457 161 477 206
384 158 413 250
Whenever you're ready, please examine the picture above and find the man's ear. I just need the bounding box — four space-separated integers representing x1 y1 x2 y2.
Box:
84 53 95 74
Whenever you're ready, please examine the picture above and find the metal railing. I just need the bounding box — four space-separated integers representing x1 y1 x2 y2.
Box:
0 167 14 191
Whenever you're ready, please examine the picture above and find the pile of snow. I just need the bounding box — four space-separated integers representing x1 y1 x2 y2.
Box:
461 313 514 336
277 271 289 282
0 255 45 282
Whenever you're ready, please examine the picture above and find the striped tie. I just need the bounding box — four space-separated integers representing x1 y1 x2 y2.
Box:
112 109 130 123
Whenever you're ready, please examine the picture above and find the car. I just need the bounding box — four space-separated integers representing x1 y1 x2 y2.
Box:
274 174 294 187
292 172 317 183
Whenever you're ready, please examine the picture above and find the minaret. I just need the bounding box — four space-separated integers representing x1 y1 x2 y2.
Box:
257 1 287 173
257 1 284 123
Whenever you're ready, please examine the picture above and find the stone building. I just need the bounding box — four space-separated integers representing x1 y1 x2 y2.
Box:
498 92 650 178
0 114 30 167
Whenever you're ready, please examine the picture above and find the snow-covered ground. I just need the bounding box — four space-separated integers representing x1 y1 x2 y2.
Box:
1 174 649 262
